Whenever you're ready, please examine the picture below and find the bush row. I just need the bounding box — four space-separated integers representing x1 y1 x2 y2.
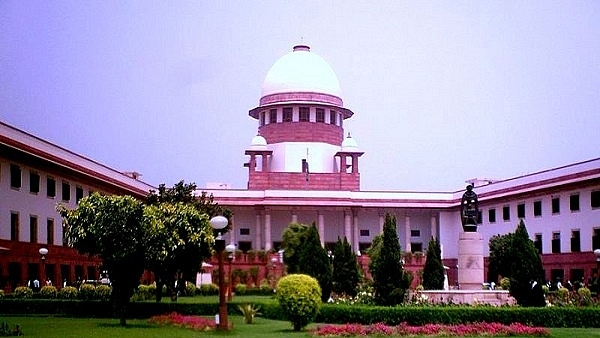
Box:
313 304 600 328
11 285 111 301
1 298 599 328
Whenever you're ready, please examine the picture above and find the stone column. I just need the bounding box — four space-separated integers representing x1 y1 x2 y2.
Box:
404 215 412 254
254 211 262 251
378 213 384 234
318 211 325 247
353 210 359 253
291 211 298 224
430 215 437 240
264 212 272 251
458 232 484 290
344 210 352 243
229 214 236 245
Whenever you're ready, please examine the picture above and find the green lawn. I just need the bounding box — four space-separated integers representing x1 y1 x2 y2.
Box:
1 315 599 338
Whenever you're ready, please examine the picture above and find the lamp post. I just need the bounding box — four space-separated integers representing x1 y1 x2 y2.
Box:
39 248 48 289
225 244 236 301
210 216 229 330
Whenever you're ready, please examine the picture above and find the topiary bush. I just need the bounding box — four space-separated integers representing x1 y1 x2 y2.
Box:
40 285 58 299
260 280 272 295
235 283 247 295
185 282 196 296
148 282 157 296
499 277 511 290
13 286 33 299
0 290 4 299
199 283 218 296
59 286 78 300
95 284 112 301
79 284 96 300
275 274 322 331
577 287 592 306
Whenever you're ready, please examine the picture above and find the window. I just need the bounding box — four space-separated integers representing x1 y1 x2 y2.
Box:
11 212 20 241
593 228 600 250
269 109 277 124
570 194 580 212
47 219 54 246
30 216 38 243
299 107 309 121
410 229 420 237
76 186 84 204
47 177 56 198
552 232 561 253
29 171 40 193
592 191 600 209
62 181 70 201
316 108 325 123
488 208 496 223
534 234 542 254
360 229 370 237
259 112 265 126
571 230 581 253
329 110 337 125
517 203 525 218
239 228 250 235
283 107 293 122
534 200 542 217
411 243 423 253
10 164 21 189
502 206 510 221
552 197 560 214
477 210 482 224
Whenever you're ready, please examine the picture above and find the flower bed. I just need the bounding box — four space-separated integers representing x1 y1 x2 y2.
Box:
313 322 550 337
147 312 215 331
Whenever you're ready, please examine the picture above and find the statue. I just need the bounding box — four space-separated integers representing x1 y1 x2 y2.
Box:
460 185 479 232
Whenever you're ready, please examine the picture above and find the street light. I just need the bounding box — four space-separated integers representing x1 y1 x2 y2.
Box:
209 216 229 330
225 244 236 301
39 248 48 288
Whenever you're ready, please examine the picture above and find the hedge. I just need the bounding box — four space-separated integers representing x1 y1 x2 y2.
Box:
1 299 599 328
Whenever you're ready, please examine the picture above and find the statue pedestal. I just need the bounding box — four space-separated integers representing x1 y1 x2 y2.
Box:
458 232 484 290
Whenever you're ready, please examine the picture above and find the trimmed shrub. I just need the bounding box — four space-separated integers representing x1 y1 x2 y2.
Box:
0 290 4 299
260 280 272 295
185 282 196 296
79 284 96 300
499 277 510 290
235 283 247 295
137 284 151 300
95 284 111 301
13 286 33 299
59 286 78 300
199 283 218 296
40 285 58 299
148 282 157 296
276 274 322 331
578 287 592 306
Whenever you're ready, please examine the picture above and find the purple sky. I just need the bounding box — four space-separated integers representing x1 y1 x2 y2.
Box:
1 1 599 192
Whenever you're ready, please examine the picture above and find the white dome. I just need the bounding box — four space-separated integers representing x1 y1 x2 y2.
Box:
248 135 268 151
341 133 360 152
261 45 342 99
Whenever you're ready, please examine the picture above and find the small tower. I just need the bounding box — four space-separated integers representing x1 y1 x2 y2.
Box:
245 45 363 191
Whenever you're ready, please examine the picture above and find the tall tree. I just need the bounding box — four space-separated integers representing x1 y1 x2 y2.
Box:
422 237 445 290
488 220 545 306
146 180 231 302
59 193 146 326
331 237 361 297
298 223 332 301
281 222 310 274
369 213 405 306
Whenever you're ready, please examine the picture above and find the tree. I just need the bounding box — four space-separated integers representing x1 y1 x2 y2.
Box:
59 193 146 326
422 237 445 290
488 220 545 306
281 222 310 274
146 180 231 302
331 236 361 297
297 224 332 302
276 274 322 331
369 213 405 306
143 202 212 302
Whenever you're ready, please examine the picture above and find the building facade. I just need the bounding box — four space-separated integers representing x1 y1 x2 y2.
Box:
1 44 598 291
205 45 600 287
0 122 155 292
